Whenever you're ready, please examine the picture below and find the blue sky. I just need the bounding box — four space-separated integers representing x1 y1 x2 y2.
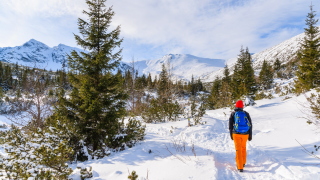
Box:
0 0 319 62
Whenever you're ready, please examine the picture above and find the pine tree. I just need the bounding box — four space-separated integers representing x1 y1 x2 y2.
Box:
59 58 69 89
183 81 188 91
232 47 257 105
221 64 232 106
0 125 73 179
210 77 221 108
222 64 231 84
274 58 281 71
147 73 152 89
259 60 274 90
197 78 203 92
191 75 196 96
153 75 158 89
296 4 320 90
220 81 232 108
53 0 128 154
158 64 168 96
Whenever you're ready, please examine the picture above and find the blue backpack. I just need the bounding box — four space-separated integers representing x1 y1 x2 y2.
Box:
234 111 250 133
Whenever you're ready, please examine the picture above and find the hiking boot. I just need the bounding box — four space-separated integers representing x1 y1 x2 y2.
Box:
238 169 243 172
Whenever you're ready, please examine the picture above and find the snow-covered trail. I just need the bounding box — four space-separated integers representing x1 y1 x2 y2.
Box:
68 94 320 179
1 93 320 179
203 96 320 180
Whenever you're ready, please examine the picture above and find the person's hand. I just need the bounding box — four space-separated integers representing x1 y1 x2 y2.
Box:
248 137 252 141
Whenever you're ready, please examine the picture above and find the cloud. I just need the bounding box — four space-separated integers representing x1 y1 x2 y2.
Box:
0 0 319 62
1 0 86 17
108 0 320 60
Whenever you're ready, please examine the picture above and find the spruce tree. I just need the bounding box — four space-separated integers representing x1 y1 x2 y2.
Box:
191 75 196 96
147 73 152 89
158 64 168 96
232 47 257 105
197 78 203 92
59 59 69 89
53 0 127 154
273 58 281 71
222 64 231 84
296 4 320 90
211 77 221 108
259 60 273 90
153 75 158 89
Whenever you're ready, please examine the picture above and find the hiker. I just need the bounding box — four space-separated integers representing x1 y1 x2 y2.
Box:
229 100 252 172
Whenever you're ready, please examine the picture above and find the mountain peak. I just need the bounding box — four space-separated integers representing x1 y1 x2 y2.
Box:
23 39 49 48
135 54 226 81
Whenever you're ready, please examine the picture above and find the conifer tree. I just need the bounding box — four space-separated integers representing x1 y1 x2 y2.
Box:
222 64 231 84
183 81 188 91
147 73 152 89
191 75 196 96
196 78 203 92
296 4 320 90
153 75 158 89
273 58 281 71
158 64 168 96
59 59 69 89
232 47 257 105
259 60 273 90
53 0 128 154
210 77 221 108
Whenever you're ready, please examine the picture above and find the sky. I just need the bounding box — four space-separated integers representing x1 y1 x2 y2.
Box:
0 0 319 62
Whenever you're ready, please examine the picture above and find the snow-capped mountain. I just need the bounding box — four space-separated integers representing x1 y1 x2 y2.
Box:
202 30 313 82
135 54 225 81
251 33 305 69
0 39 84 70
1 30 309 83
0 39 131 73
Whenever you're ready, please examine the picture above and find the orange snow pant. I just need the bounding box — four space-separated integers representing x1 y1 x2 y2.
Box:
233 134 249 170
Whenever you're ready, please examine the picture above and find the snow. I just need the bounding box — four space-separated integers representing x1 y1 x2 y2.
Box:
1 32 320 178
202 27 320 82
1 89 320 179
0 39 84 71
135 54 225 82
0 39 132 74
66 93 320 179
0 28 318 83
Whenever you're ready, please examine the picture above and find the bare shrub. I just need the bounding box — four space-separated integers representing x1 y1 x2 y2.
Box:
6 66 56 131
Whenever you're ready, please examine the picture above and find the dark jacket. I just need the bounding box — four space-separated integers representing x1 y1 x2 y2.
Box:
229 108 253 140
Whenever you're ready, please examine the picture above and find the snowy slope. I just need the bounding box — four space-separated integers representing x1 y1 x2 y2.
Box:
251 33 306 69
0 39 130 73
202 30 319 82
135 54 225 81
66 93 320 179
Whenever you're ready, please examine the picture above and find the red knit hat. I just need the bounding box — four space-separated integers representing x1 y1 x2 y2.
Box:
235 100 243 108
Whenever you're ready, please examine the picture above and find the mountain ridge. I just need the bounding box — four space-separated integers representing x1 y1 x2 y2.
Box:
201 29 317 82
0 39 84 70
134 54 225 81
0 31 312 83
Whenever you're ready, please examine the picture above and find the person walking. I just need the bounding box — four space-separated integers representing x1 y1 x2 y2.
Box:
229 100 252 172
